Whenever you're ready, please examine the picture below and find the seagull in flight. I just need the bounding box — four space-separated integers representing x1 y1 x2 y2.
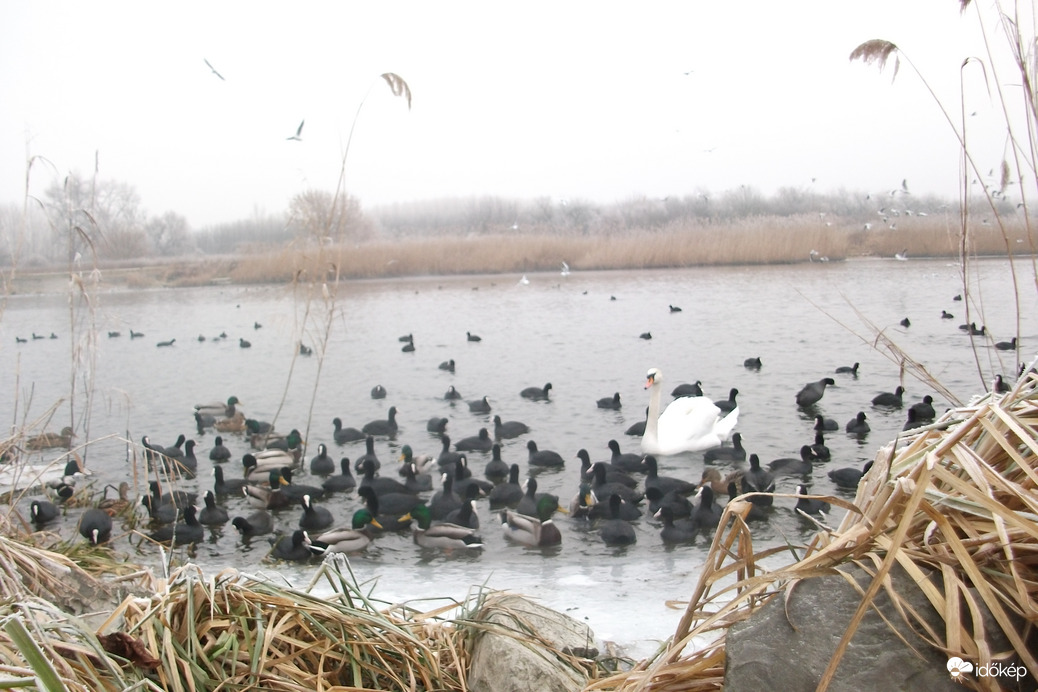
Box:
287 120 305 141
203 59 225 81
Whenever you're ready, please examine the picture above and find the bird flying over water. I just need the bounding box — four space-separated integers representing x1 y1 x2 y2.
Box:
287 120 305 141
203 58 225 81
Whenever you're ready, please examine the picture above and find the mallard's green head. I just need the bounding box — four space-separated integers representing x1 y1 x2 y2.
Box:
353 508 383 530
400 445 413 462
538 494 565 521
400 502 431 529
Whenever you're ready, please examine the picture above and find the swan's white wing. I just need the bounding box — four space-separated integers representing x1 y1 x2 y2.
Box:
714 407 740 442
651 396 726 454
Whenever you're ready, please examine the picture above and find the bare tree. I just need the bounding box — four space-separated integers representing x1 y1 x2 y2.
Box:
287 189 373 244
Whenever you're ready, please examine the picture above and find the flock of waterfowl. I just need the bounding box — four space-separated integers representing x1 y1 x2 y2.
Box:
4 277 1026 571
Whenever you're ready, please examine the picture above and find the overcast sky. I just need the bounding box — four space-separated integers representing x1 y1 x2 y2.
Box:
0 1 1016 228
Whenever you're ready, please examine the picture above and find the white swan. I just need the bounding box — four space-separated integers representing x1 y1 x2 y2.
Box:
641 368 739 455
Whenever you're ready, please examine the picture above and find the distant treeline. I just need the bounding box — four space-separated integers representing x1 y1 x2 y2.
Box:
0 174 1024 268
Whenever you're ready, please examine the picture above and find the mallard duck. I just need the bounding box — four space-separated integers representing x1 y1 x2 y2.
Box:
321 458 356 494
24 426 75 450
501 494 562 547
253 429 303 458
401 502 483 550
214 411 246 433
195 396 241 419
357 486 414 531
333 417 365 444
305 509 382 555
98 482 132 516
399 445 435 477
243 450 295 479
243 470 290 510
78 507 113 544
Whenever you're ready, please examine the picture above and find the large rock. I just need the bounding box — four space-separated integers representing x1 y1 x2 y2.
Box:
725 564 969 691
467 593 598 692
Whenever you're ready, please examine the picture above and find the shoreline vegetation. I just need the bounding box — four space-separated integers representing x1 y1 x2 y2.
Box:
2 214 1031 292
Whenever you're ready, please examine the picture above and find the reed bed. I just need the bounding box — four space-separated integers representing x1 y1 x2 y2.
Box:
592 362 1038 691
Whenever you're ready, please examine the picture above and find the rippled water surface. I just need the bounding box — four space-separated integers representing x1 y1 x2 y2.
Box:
1 257 1034 655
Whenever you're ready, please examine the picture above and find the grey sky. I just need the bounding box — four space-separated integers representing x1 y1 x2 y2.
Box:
0 1 1011 228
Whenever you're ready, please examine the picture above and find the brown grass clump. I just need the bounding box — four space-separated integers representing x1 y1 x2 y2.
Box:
592 364 1038 691
103 558 469 691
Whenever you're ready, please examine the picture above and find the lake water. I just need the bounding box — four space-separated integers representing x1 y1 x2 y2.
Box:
0 257 1033 657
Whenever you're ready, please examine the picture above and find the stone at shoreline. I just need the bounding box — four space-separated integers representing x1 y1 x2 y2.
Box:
724 563 1025 691
467 592 599 692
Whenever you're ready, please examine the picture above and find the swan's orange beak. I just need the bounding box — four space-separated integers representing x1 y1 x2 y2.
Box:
644 376 654 389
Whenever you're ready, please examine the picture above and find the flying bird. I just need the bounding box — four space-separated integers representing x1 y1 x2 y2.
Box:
287 120 305 141
203 58 225 81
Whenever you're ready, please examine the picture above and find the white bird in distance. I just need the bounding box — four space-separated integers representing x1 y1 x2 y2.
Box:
203 58 225 81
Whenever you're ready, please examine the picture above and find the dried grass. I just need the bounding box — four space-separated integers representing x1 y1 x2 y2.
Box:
592 362 1038 692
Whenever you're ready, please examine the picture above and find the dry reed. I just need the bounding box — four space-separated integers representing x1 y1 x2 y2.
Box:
591 362 1038 692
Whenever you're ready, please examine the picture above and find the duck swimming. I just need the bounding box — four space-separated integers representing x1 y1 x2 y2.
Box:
402 502 483 550
641 368 739 455
501 495 563 547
